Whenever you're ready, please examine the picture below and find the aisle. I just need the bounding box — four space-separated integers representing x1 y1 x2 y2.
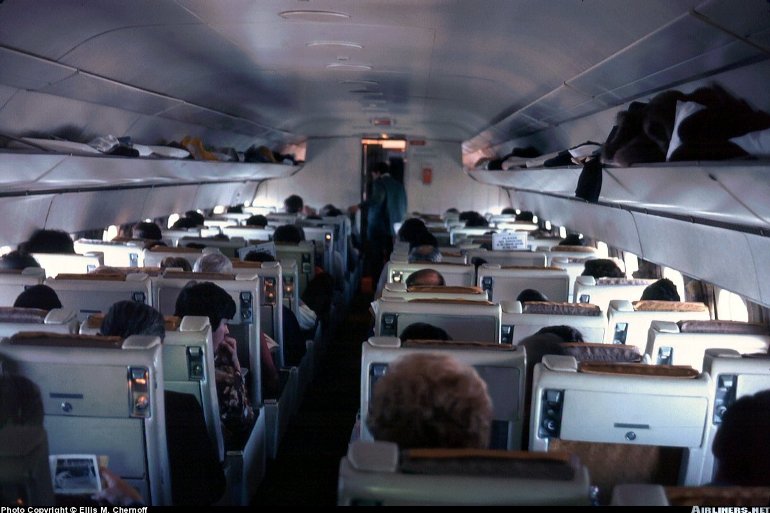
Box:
251 291 372 506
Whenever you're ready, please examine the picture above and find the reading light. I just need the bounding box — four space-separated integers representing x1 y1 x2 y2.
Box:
279 10 350 22
306 40 363 49
326 63 372 71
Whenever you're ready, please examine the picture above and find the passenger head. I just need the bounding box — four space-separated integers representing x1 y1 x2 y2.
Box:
160 256 192 272
582 258 624 279
399 322 452 342
408 245 442 264
193 252 233 273
405 269 445 287
243 251 275 263
273 224 304 244
184 210 205 226
13 285 62 311
712 390 770 486
516 288 548 303
174 282 236 351
319 204 343 217
244 214 268 227
464 215 489 228
559 233 584 246
367 353 492 449
640 278 681 302
0 374 44 427
397 218 428 245
515 211 534 222
226 205 243 214
21 229 74 254
0 251 40 270
283 195 304 214
100 300 166 342
500 207 517 215
132 221 162 241
408 230 438 251
172 217 200 230
535 325 585 343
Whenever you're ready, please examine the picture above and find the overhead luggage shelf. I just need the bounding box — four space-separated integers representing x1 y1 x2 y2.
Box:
469 162 770 308
0 151 302 195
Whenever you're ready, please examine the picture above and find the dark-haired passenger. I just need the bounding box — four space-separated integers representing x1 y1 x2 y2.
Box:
581 258 625 279
20 229 75 254
405 269 445 288
399 322 452 342
131 222 162 241
640 278 681 302
14 284 62 311
0 250 40 270
516 288 548 303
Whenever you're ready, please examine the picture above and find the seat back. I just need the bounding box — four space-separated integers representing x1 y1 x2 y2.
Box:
178 237 247 258
700 349 770 484
478 264 570 303
221 225 274 242
231 261 284 366
360 337 526 450
46 272 152 322
530 355 712 500
338 440 591 506
500 301 607 345
32 253 104 278
275 242 315 298
80 313 225 463
646 320 770 371
449 227 496 245
153 271 263 404
266 213 299 227
0 425 55 506
0 267 46 306
375 298 502 343
381 283 488 302
574 276 656 312
465 249 547 268
386 262 475 287
142 246 202 269
0 333 171 505
606 300 711 352
546 246 598 266
160 228 202 247
0 307 78 338
74 239 145 267
301 226 334 274
612 483 770 506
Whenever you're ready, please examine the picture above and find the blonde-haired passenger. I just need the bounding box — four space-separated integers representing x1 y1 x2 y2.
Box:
367 353 493 449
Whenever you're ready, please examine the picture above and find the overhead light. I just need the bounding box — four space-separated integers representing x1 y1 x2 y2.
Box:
326 63 372 71
279 10 350 22
306 40 363 49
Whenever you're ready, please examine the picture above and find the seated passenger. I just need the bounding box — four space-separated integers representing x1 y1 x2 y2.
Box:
367 353 492 449
405 268 445 287
244 214 268 227
131 221 162 241
515 211 534 222
99 301 225 505
399 322 452 342
711 390 770 486
174 282 266 444
397 218 429 247
501 207 517 215
193 252 233 273
13 284 62 311
516 288 548 303
171 217 200 230
19 229 75 254
283 195 303 215
640 277 681 301
184 210 205 226
558 233 584 246
581 258 625 279
273 224 305 244
161 256 192 272
0 250 40 270
535 324 585 343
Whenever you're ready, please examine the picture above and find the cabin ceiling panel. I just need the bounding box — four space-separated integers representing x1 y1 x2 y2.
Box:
40 72 183 117
0 48 75 91
142 185 199 221
633 214 762 304
192 183 244 211
706 167 770 228
694 0 770 53
0 0 201 60
0 195 55 248
159 104 267 136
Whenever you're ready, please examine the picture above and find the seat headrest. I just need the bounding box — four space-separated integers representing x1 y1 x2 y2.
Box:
162 271 235 280
560 342 642 363
632 301 708 313
149 246 200 253
677 320 768 335
577 361 699 378
408 298 494 306
53 273 127 281
9 331 124 349
402 339 513 351
522 302 601 316
596 278 651 286
499 265 564 271
0 307 47 324
665 486 770 507
400 449 576 480
550 246 596 253
407 285 484 294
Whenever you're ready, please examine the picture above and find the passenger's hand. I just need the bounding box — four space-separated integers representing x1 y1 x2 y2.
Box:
219 334 241 372
348 204 359 214
92 467 144 506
